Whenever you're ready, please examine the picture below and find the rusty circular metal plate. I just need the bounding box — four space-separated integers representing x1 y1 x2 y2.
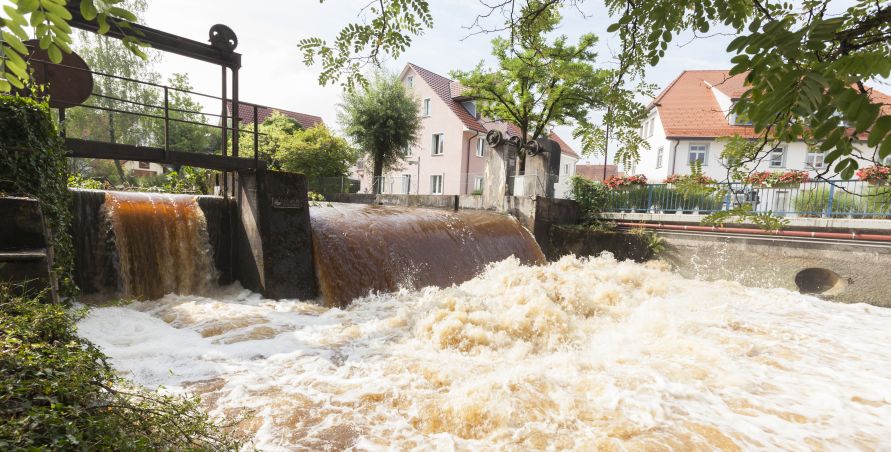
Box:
24 40 94 108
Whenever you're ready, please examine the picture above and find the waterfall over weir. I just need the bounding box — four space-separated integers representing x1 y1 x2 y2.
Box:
310 203 545 307
72 190 218 301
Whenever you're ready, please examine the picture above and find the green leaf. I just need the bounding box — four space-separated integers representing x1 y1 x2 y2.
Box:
80 0 98 20
879 135 891 159
46 43 62 63
867 116 891 147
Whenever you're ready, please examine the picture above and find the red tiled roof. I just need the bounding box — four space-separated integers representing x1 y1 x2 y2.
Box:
651 70 758 139
653 70 891 139
226 101 323 129
575 164 621 182
407 63 488 133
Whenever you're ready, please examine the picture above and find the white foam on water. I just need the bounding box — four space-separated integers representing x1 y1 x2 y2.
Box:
76 255 891 451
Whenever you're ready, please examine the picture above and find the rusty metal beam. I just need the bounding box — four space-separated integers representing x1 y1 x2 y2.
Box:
64 6 242 69
65 139 261 171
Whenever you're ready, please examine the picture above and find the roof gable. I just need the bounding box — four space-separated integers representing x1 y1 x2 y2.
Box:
406 63 487 133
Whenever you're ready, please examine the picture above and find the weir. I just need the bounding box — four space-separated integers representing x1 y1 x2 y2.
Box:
72 190 224 300
311 203 544 306
70 185 545 306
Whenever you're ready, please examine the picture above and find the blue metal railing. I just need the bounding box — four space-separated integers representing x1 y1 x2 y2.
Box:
604 180 891 218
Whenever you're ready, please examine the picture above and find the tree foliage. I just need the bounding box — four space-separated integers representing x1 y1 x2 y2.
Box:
298 0 433 89
274 124 357 180
0 0 144 92
605 0 891 177
338 71 421 193
451 1 611 145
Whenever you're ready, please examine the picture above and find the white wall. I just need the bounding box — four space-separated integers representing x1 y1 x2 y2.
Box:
635 109 671 182
554 154 578 198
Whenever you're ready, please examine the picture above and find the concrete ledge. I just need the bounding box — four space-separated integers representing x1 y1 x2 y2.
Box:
601 212 891 233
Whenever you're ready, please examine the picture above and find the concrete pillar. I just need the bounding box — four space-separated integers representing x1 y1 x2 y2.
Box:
235 169 317 300
482 132 518 211
522 138 562 199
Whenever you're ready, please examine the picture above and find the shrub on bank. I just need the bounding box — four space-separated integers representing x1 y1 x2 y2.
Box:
0 286 243 451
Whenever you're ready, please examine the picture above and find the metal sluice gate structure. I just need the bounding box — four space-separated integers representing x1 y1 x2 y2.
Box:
21 5 269 194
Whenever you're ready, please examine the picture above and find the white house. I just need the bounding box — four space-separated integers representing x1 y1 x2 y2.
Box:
635 70 891 182
360 63 580 197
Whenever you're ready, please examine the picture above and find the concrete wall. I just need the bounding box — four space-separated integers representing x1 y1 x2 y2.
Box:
548 226 652 262
656 230 891 307
235 170 317 300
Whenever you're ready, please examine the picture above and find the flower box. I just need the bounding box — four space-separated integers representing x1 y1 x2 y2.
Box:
858 165 890 186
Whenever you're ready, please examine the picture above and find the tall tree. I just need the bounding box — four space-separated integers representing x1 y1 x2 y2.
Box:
338 71 421 194
452 2 610 145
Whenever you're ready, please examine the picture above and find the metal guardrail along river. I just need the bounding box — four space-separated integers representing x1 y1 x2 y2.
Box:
604 180 891 219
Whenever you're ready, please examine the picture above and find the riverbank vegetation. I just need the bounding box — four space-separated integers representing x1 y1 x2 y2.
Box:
0 286 244 451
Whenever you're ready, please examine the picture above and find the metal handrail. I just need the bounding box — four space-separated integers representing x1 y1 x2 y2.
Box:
600 180 891 218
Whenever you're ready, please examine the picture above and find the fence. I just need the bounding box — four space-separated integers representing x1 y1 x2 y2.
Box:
604 180 891 218
372 176 416 195
309 177 361 195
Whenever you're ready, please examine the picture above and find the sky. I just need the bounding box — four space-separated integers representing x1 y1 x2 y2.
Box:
126 0 739 163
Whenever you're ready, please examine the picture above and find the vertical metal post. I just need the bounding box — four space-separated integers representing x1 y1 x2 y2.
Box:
646 184 654 213
253 104 259 164
221 67 228 158
232 67 240 158
826 183 836 217
163 86 170 159
58 108 66 138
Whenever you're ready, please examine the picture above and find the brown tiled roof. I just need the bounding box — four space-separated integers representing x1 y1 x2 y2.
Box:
408 63 488 133
575 164 621 182
226 101 323 129
651 70 757 139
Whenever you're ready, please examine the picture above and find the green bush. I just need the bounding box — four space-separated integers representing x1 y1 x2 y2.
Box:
569 175 610 222
0 95 75 296
0 286 243 450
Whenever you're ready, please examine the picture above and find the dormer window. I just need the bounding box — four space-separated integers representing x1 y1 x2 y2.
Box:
462 101 477 118
729 102 752 125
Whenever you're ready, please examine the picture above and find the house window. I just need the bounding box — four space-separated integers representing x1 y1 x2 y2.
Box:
432 133 444 155
473 176 483 192
647 118 655 138
656 146 664 169
730 102 753 125
138 161 150 169
476 137 485 157
688 143 708 166
563 163 569 175
402 144 411 157
406 76 413 88
423 98 431 117
806 151 825 169
431 175 443 194
769 147 785 168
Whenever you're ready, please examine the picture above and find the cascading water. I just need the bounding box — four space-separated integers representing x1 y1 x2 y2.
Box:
310 203 545 306
78 254 891 450
103 192 218 300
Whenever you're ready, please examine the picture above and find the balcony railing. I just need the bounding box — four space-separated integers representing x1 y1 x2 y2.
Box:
603 180 891 219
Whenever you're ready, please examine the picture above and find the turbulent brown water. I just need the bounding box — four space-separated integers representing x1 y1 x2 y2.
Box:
78 255 891 451
104 192 217 300
310 203 545 306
